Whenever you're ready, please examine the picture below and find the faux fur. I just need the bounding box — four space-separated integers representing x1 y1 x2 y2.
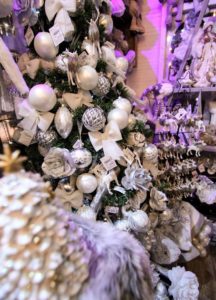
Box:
71 214 154 300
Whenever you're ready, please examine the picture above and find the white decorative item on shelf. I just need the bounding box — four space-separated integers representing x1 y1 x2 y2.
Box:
54 106 73 139
28 84 57 112
34 32 59 60
82 107 106 131
113 97 132 115
108 108 129 129
76 65 99 90
76 173 98 194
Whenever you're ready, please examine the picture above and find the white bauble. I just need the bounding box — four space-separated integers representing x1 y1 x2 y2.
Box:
34 32 59 60
127 210 149 232
143 144 158 162
115 219 130 231
28 84 57 112
76 66 99 90
108 108 129 129
99 14 113 35
54 106 73 139
71 148 92 168
113 97 132 115
116 57 129 74
0 0 12 18
76 173 98 194
77 205 96 221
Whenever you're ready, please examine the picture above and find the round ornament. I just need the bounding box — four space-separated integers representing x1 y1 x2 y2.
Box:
28 84 57 112
76 173 98 194
116 57 129 74
76 66 99 90
71 148 92 168
127 132 145 147
77 205 96 221
34 32 59 60
113 97 132 115
82 107 106 131
99 14 113 35
143 144 158 162
37 129 58 147
108 108 129 129
92 74 111 96
54 106 73 139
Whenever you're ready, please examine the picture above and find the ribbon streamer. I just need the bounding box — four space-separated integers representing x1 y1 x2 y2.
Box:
63 90 93 110
18 99 54 135
88 120 123 160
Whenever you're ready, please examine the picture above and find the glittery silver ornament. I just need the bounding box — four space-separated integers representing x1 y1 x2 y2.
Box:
92 74 111 96
143 144 158 162
37 130 58 147
54 106 73 138
71 148 92 168
82 107 106 131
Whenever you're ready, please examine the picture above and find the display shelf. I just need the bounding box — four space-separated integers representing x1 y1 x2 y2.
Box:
173 87 216 93
202 145 216 153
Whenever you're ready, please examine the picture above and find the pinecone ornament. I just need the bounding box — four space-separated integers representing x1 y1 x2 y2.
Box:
0 170 90 299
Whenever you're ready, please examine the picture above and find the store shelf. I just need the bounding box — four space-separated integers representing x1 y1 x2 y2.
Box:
173 87 216 93
202 145 216 153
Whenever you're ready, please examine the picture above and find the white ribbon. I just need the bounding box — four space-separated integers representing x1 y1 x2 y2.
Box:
18 100 54 135
63 89 93 110
88 120 123 160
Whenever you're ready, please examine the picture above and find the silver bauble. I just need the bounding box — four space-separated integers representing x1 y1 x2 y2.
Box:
82 107 106 131
28 84 57 112
0 0 12 18
116 57 129 73
55 55 69 73
76 66 99 90
54 106 73 139
37 129 57 147
143 144 158 162
108 108 129 129
77 205 96 221
71 148 92 168
99 14 113 35
34 32 59 60
127 210 149 233
113 97 132 115
92 74 111 96
76 173 98 194
38 144 49 157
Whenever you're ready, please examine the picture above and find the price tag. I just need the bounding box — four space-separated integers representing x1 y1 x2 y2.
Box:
105 206 119 214
25 27 34 46
123 148 135 165
100 156 117 171
13 129 34 146
49 24 64 46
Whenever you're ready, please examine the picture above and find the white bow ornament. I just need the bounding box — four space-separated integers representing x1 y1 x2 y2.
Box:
88 120 123 160
18 100 54 135
63 89 93 110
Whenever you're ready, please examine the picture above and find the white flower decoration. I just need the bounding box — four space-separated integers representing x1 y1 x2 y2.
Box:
42 147 76 178
168 266 199 300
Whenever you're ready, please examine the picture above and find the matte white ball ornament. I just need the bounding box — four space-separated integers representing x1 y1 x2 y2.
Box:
28 84 57 112
76 173 98 194
34 32 59 60
76 66 99 90
108 108 129 129
113 97 132 115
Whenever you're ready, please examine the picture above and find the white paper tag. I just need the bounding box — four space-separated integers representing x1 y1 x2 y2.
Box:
25 27 34 46
105 206 119 214
123 148 135 165
13 129 35 146
175 108 187 120
100 156 117 171
60 0 76 12
49 24 64 46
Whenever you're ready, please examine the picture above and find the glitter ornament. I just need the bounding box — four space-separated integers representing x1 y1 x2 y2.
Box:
143 144 158 162
55 55 69 73
28 84 57 112
34 32 59 60
37 129 58 148
76 65 99 90
71 148 92 168
82 107 106 131
92 73 111 96
54 106 73 139
76 173 98 194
